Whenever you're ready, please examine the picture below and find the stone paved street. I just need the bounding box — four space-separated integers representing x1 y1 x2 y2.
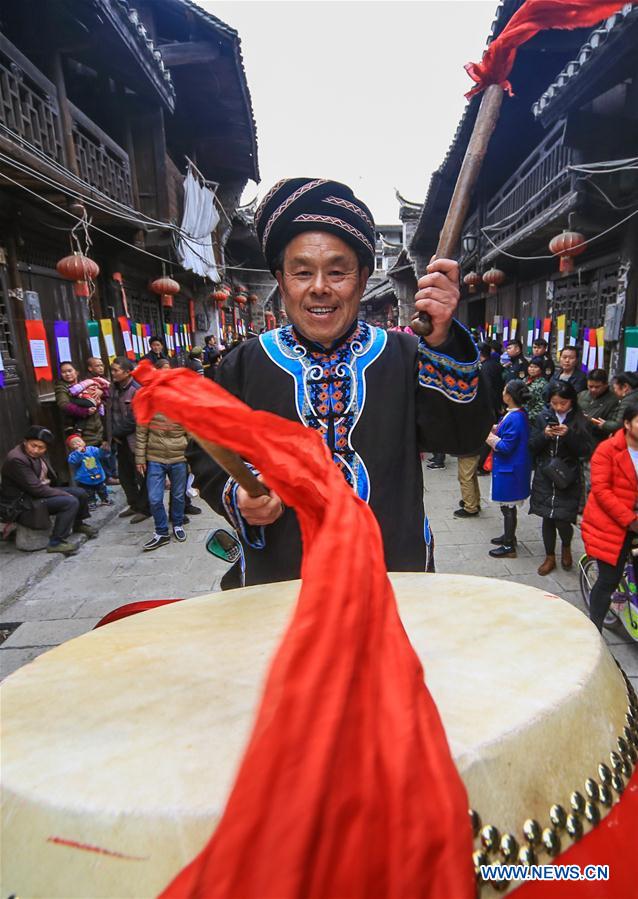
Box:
1 464 637 690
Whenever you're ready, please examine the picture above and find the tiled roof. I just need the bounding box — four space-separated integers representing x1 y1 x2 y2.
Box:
164 0 259 181
112 0 176 103
532 3 637 120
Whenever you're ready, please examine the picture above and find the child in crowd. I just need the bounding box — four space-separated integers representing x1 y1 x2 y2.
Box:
66 434 112 509
68 376 110 416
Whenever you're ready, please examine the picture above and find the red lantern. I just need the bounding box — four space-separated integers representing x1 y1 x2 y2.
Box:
549 230 586 274
248 293 258 304
150 276 180 308
236 294 247 307
463 271 481 294
56 253 100 298
482 268 506 295
212 288 228 304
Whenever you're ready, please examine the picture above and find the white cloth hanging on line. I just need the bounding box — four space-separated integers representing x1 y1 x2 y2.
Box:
176 170 220 281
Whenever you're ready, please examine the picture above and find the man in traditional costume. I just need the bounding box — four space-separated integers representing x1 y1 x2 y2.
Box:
188 178 491 585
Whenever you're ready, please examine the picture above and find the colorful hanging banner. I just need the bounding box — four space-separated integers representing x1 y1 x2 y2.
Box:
189 298 196 332
99 319 117 363
143 324 151 355
542 317 552 343
174 325 181 350
25 319 53 381
0 349 5 388
624 326 638 371
526 317 534 354
53 320 72 372
87 320 101 359
588 329 598 372
503 319 510 343
556 315 566 357
596 327 605 369
510 318 517 340
534 318 541 340
130 326 140 358
581 328 590 372
118 316 135 361
569 320 578 347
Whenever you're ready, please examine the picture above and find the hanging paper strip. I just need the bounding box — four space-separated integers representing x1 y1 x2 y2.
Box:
87 320 101 359
534 319 541 341
99 319 117 363
174 325 181 351
53 320 72 372
131 325 140 359
25 319 53 381
556 315 566 358
118 316 135 361
143 324 151 355
542 317 551 344
163 323 172 356
569 320 578 347
596 327 605 369
169 324 176 355
135 323 144 357
189 298 196 332
588 328 598 372
580 328 589 371
502 319 510 343
510 318 517 340
526 317 534 354
0 349 5 388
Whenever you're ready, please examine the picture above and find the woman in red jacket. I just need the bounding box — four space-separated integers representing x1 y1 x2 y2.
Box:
581 401 638 631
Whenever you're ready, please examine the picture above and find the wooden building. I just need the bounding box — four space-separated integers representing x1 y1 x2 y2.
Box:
0 0 259 465
410 0 638 370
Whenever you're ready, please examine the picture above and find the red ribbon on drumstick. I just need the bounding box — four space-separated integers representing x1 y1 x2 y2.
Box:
413 0 633 337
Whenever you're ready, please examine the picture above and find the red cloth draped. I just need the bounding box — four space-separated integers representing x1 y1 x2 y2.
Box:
465 1 631 97
518 766 638 897
132 361 475 899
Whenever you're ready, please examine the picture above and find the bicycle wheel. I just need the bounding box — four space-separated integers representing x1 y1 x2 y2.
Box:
578 555 618 628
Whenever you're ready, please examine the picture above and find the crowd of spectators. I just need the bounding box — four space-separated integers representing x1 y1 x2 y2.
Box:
0 333 236 556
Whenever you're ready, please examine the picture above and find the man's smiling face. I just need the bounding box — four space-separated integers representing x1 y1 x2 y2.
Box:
275 232 369 347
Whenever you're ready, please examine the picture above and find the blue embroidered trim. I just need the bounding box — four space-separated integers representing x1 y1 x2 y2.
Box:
417 320 480 404
221 474 265 550
260 322 386 502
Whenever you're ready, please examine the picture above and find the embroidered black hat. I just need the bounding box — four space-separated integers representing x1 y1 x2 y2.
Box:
254 178 376 274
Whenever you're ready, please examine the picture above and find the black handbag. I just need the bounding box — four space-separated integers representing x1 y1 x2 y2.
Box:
0 492 28 523
544 456 577 490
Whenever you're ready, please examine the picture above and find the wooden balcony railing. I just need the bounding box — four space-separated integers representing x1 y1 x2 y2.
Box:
0 33 64 164
0 33 133 207
70 102 133 207
484 122 575 245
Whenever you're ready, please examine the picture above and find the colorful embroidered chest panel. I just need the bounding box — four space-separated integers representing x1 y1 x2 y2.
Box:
260 323 386 501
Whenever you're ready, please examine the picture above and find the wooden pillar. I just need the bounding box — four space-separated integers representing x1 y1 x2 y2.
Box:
51 51 80 177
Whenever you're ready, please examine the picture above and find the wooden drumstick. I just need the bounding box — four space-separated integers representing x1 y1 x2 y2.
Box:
412 83 504 337
196 437 270 498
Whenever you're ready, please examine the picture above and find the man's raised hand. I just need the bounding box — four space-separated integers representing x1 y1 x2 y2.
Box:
414 257 460 347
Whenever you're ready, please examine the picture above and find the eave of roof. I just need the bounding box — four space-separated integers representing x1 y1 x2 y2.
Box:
166 0 259 182
532 3 637 124
110 0 176 110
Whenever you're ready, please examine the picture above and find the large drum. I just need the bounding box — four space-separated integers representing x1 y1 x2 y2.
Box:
1 573 635 898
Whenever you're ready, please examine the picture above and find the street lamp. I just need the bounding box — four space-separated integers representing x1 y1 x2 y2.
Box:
462 232 478 255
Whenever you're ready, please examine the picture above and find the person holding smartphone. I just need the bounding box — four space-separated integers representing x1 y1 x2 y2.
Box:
529 382 592 576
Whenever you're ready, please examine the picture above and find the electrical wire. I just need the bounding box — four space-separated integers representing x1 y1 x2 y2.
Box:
480 205 638 261
0 168 275 276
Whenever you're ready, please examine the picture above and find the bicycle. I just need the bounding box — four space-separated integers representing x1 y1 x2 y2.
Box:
579 541 638 641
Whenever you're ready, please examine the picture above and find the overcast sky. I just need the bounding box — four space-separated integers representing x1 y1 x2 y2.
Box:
200 1 496 223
